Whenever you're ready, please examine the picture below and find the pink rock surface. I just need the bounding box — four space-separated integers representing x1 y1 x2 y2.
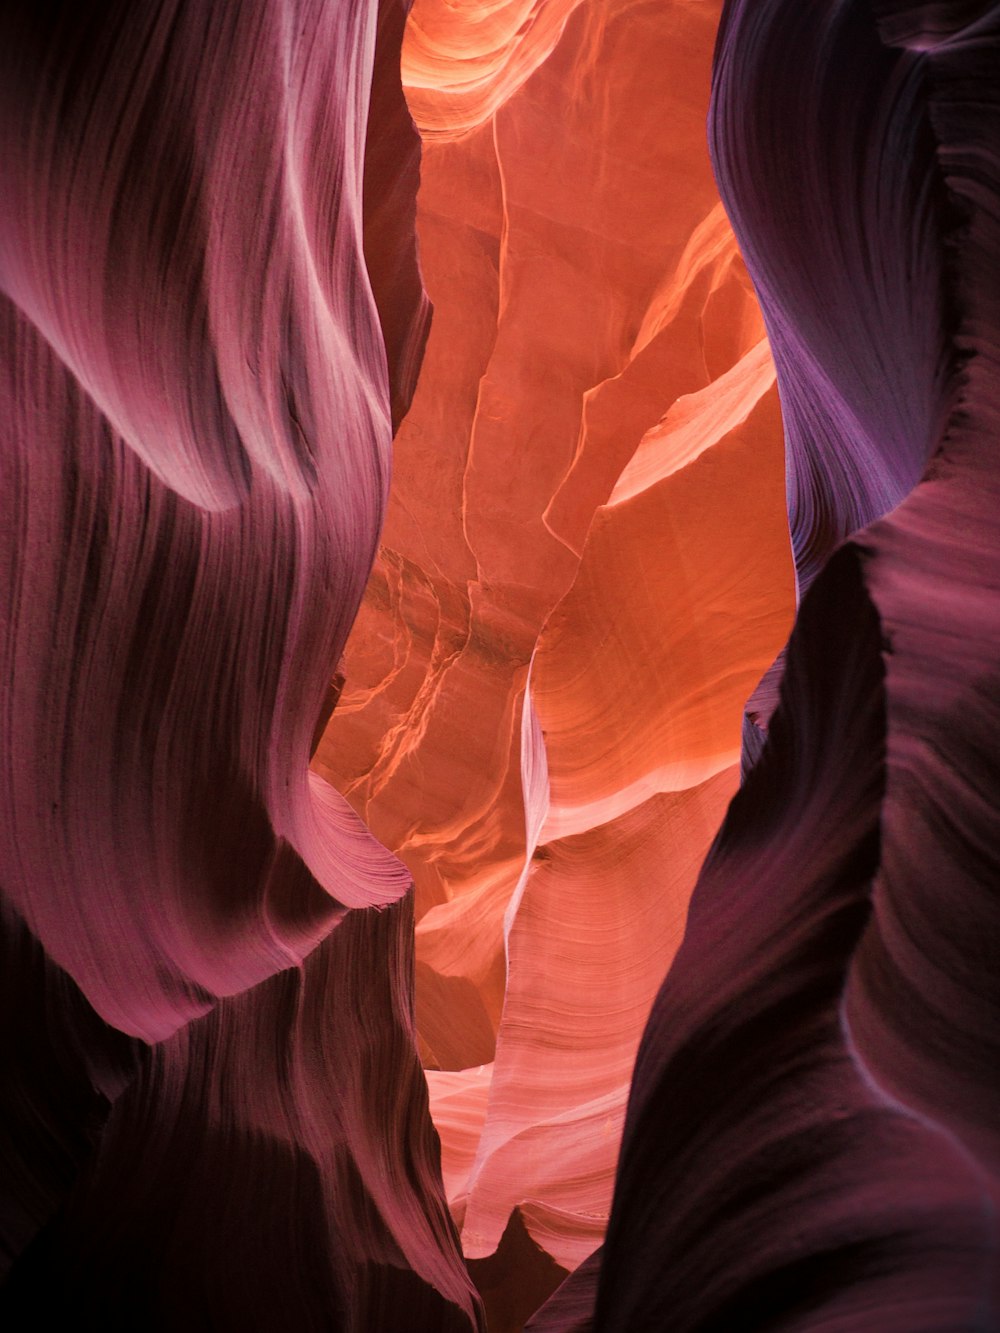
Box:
577 551 996 1331
7 0 990 1325
0 0 413 1044
1 2 482 1325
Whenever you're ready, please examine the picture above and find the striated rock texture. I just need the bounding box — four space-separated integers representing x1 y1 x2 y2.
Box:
315 0 794 1296
3 899 478 1330
533 0 1000 1327
0 0 481 1326
5 0 996 1326
0 0 414 1043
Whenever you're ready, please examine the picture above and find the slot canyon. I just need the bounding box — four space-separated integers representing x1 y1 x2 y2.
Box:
1 1 997 1329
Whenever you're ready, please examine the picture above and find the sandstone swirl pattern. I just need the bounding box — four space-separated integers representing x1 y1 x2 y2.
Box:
0 2 480 1326
533 1 1000 1326
1 0 997 1328
315 2 795 1314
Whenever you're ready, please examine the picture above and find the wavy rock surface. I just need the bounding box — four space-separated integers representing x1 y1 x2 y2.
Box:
723 0 963 760
2 898 480 1329
317 0 794 1295
0 0 412 1045
845 1 1000 1186
579 551 994 1331
0 1 482 1325
5 0 985 1324
403 0 585 139
451 349 789 1274
532 1 1000 1326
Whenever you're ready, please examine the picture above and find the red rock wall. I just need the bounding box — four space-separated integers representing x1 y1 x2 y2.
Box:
5 0 991 1326
315 0 794 1303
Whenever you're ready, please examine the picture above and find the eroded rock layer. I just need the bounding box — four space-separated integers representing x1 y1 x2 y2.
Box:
533 1 1000 1326
0 1 481 1326
4 0 994 1325
316 0 794 1286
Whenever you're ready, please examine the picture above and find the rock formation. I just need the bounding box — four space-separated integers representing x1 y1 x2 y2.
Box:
2 0 997 1327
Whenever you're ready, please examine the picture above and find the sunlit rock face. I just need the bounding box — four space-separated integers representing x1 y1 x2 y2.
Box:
4 0 996 1326
315 0 794 1304
531 1 1000 1327
0 1 481 1326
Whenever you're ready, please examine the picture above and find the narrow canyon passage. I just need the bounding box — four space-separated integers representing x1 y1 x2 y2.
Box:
1 1 997 1330
315 0 794 1319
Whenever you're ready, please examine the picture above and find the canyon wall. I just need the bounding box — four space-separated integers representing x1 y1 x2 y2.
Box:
2 0 997 1328
0 2 480 1325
